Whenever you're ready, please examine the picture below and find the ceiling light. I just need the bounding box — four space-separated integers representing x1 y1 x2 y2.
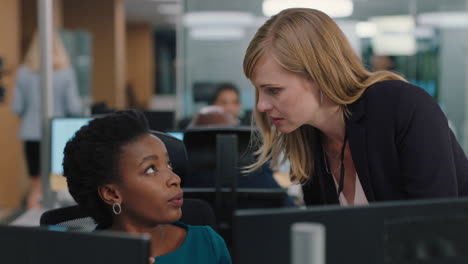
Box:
418 12 468 28
183 12 255 40
262 0 353 18
189 27 246 40
149 0 179 2
158 3 180 15
370 15 416 56
356 21 377 38
183 12 255 28
414 26 435 39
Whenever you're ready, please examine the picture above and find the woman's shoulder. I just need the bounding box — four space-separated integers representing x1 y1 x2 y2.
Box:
175 221 218 237
170 222 231 263
175 222 225 247
17 65 35 76
173 222 226 253
366 80 429 100
350 80 437 121
361 80 439 121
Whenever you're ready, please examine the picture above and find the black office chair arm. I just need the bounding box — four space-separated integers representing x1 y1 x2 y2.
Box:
40 198 217 231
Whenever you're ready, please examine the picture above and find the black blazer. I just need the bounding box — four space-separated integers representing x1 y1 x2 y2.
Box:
303 80 468 205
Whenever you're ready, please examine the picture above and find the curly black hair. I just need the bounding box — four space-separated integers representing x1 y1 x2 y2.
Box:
63 109 150 228
209 82 240 105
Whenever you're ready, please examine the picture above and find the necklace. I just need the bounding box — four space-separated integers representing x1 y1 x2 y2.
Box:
322 132 348 195
323 148 341 174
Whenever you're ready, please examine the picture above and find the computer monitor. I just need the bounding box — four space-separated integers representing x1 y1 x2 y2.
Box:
50 117 93 191
142 110 175 132
166 131 184 141
0 225 150 264
192 81 218 103
233 198 468 264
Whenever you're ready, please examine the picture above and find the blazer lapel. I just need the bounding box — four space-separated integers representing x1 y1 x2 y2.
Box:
303 130 340 205
346 96 376 201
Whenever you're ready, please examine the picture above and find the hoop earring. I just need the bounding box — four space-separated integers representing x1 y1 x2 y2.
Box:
112 203 122 215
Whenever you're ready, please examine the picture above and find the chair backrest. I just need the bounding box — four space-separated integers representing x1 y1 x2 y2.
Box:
182 127 287 247
40 198 217 231
143 111 175 132
182 127 280 189
179 198 216 228
40 205 97 231
182 126 257 187
151 130 189 182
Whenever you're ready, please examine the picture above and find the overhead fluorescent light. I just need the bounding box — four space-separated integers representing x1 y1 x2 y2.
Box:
356 21 377 38
158 3 180 15
189 27 245 40
414 26 435 39
370 15 416 56
183 12 255 28
418 12 468 28
184 12 255 40
262 0 353 18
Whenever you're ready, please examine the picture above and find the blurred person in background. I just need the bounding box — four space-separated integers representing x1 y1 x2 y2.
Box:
371 55 396 71
210 83 243 123
188 105 239 128
11 31 83 208
187 105 293 205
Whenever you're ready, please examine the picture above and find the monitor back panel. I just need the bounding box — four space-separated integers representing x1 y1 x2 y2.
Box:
233 198 468 264
0 225 150 264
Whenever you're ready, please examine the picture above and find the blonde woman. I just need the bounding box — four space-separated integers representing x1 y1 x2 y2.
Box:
12 32 83 208
243 8 468 206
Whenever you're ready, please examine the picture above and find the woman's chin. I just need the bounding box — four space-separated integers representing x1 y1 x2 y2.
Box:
276 125 298 134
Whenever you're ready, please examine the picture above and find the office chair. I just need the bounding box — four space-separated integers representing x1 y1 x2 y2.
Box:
144 111 176 132
151 130 189 183
40 198 217 231
182 126 255 188
183 127 288 247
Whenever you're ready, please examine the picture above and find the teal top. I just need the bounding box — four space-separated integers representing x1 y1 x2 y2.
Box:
155 222 231 264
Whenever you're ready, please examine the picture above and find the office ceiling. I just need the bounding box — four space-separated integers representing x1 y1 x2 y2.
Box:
124 0 180 27
351 0 466 20
124 0 467 27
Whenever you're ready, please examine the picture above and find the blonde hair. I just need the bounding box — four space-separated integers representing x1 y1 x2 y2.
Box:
243 8 405 183
23 31 70 71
